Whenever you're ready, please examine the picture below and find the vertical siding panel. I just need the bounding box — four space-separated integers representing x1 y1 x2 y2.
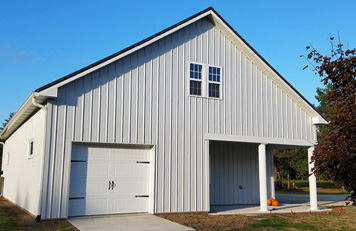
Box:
48 102 58 218
177 29 184 212
225 40 231 135
231 45 236 135
130 52 138 144
266 77 272 137
236 50 243 136
137 49 145 144
258 71 263 137
90 71 100 142
74 78 84 141
107 63 116 142
157 38 165 212
99 67 108 142
190 98 196 210
82 75 92 141
269 79 274 138
115 60 124 143
251 64 257 136
183 25 190 212
196 98 202 210
123 57 131 143
163 37 172 212
52 89 65 218
144 46 152 144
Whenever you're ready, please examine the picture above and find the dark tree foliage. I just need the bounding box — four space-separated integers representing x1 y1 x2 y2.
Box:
305 37 356 196
0 112 14 132
0 112 15 170
274 148 308 189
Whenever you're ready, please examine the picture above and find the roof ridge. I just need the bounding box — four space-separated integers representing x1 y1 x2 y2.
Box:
35 7 215 92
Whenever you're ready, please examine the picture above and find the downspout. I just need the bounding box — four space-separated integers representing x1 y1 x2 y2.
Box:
32 94 48 222
0 141 4 197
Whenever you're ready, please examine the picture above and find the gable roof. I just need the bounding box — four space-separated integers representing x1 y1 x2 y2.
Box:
0 7 327 141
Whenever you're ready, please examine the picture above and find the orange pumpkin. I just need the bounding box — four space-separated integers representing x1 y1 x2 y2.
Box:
267 199 272 206
272 200 279 206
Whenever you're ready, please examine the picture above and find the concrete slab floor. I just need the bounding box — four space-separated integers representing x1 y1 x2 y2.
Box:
210 203 331 215
210 193 346 215
68 214 194 231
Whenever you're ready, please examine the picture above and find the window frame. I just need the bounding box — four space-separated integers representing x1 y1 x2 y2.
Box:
189 62 204 97
188 62 222 100
27 139 34 159
207 65 222 99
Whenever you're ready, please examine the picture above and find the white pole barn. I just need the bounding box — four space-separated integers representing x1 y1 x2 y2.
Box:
0 7 327 220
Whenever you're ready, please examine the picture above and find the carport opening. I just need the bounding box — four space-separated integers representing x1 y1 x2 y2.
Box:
209 140 313 214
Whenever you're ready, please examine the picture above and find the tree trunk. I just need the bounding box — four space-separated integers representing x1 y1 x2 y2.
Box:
287 170 290 189
274 163 278 189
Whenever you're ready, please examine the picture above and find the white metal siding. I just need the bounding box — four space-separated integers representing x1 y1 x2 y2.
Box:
210 141 259 205
41 18 315 218
2 109 45 216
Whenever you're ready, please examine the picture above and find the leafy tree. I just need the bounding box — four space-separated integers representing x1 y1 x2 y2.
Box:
304 37 356 195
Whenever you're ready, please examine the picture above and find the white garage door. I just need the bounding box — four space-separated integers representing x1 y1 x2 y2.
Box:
68 144 152 217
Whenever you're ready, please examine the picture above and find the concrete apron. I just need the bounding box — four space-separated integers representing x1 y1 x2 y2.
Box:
210 203 332 215
68 214 194 231
210 194 346 215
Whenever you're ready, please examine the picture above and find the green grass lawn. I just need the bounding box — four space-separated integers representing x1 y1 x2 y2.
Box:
0 206 76 231
240 206 356 231
283 180 335 188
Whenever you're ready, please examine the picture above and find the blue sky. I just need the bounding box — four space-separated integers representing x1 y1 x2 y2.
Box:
1 0 355 123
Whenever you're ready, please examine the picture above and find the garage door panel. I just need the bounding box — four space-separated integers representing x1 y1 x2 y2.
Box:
69 144 151 217
86 198 109 214
113 180 149 194
113 198 149 213
87 163 109 177
86 181 110 195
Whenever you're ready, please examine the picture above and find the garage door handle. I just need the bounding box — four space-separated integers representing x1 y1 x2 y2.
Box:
112 181 116 190
108 181 111 190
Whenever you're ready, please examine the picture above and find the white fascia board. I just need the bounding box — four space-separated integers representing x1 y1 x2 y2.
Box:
39 87 58 98
210 11 322 119
0 93 35 140
313 116 328 125
205 133 313 147
38 10 213 97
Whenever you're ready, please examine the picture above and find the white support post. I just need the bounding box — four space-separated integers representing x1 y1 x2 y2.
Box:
308 147 318 211
258 143 268 212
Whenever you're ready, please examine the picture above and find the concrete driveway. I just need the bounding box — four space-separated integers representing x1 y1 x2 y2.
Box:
68 214 194 231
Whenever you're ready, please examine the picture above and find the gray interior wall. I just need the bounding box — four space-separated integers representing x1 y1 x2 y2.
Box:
41 17 315 218
210 141 259 205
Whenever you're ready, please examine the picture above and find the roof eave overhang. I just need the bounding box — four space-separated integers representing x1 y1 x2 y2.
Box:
0 93 50 141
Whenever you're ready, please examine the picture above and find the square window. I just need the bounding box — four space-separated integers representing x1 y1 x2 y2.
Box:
209 83 220 98
190 81 201 95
